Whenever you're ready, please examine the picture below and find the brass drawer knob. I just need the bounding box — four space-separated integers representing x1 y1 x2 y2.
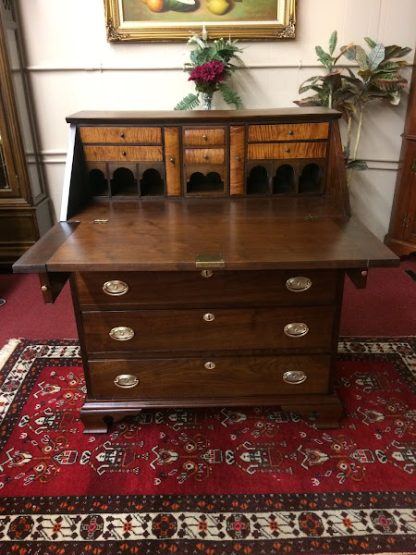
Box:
102 280 129 296
283 370 307 384
202 134 208 141
203 312 215 322
203 154 209 160
201 270 214 278
204 361 216 370
286 276 312 293
287 130 294 136
284 322 309 338
109 326 135 341
114 374 139 389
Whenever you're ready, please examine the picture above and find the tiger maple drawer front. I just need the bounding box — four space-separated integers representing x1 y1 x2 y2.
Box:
247 142 327 160
83 145 163 162
184 148 225 165
88 354 331 399
183 127 226 146
75 270 339 309
81 306 336 354
247 123 329 142
80 127 162 144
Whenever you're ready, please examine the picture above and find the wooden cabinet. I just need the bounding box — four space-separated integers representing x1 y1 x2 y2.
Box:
14 108 398 433
385 61 416 255
0 2 52 267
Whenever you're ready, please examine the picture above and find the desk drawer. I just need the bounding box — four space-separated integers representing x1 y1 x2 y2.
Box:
81 306 336 354
83 145 163 162
184 148 225 165
183 127 225 146
248 142 327 160
88 354 331 399
248 123 329 142
80 127 162 144
75 270 339 309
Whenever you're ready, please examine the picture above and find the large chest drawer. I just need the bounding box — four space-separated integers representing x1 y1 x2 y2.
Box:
81 306 336 354
74 270 339 309
88 354 331 399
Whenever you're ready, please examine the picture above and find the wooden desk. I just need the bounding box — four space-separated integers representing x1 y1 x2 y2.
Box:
14 109 398 432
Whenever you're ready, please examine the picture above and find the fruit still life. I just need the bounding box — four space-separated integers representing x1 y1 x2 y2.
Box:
143 0 232 15
132 0 277 21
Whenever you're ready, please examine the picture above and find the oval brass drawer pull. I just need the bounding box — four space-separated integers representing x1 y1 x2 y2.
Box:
102 280 129 296
201 270 214 278
283 370 307 384
203 312 215 322
284 322 309 338
114 374 139 389
204 361 216 370
109 326 135 341
286 276 312 293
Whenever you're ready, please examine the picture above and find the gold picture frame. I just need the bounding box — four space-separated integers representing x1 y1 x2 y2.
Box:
104 0 296 42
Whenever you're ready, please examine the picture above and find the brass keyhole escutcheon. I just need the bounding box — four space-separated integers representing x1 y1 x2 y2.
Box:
204 361 216 370
203 313 215 322
201 270 214 278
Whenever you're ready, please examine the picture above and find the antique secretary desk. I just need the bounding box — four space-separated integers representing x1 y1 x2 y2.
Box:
14 108 398 433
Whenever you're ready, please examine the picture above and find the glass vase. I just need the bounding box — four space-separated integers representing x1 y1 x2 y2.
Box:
201 92 213 110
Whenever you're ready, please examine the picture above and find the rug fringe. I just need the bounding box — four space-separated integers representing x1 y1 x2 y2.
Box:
0 338 21 370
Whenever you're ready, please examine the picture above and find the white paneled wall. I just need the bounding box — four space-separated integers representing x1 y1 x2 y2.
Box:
17 0 416 238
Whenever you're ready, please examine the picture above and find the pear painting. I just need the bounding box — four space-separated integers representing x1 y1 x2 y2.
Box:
122 0 278 22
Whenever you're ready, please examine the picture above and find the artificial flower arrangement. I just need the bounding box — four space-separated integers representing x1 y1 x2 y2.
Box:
175 33 243 110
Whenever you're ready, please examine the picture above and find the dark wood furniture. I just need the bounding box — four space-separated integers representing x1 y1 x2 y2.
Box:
385 60 416 255
14 108 397 433
0 2 52 267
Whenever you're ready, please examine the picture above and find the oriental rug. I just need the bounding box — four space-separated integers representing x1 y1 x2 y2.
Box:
0 338 416 554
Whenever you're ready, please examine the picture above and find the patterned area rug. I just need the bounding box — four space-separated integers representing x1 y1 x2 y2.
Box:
0 338 416 554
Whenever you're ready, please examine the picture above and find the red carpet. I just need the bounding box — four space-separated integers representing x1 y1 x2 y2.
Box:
0 338 416 553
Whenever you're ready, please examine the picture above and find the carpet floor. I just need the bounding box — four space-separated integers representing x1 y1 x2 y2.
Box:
0 337 415 554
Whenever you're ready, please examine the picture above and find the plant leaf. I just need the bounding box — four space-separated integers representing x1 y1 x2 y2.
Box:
364 36 377 48
368 43 385 70
315 45 332 68
174 93 200 111
346 159 368 170
217 82 242 109
329 31 338 55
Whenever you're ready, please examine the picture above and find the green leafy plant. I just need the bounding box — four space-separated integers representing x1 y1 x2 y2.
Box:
175 34 243 111
296 31 411 172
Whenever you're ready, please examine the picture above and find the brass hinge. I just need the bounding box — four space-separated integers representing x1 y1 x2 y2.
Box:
195 254 225 269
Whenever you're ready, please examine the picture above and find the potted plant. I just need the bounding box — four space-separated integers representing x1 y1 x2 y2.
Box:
296 31 411 173
175 33 243 110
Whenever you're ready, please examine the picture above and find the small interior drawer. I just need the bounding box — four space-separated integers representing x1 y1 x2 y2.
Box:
83 145 163 162
248 123 329 142
184 148 225 165
88 354 331 399
74 270 340 309
81 305 336 355
247 142 327 160
80 127 162 144
183 127 225 146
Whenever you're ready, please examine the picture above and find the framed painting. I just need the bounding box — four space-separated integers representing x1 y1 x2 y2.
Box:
104 0 296 41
